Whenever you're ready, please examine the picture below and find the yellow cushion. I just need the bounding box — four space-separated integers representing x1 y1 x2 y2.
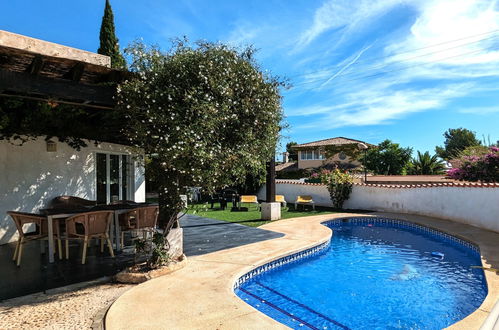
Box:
296 195 314 203
240 195 258 203
275 195 285 202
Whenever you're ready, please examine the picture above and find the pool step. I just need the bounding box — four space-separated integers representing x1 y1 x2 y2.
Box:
238 282 350 330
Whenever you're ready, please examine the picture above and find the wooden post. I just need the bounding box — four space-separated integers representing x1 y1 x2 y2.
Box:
266 155 276 203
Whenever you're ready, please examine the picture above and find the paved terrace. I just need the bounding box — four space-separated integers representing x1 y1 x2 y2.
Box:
180 214 284 256
106 212 499 329
0 239 137 300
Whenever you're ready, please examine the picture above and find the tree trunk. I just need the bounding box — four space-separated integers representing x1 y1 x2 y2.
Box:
156 169 184 233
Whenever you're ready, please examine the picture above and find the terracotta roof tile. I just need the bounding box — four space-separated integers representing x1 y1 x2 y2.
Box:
292 137 374 149
275 179 499 188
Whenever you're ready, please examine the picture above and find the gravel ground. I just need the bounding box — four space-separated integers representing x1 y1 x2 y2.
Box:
0 280 133 329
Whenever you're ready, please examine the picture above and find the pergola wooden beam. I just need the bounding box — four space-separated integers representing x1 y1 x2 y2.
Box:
63 62 86 82
0 30 132 109
26 55 44 75
0 69 115 107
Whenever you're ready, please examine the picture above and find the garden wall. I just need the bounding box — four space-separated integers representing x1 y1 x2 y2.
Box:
257 180 499 233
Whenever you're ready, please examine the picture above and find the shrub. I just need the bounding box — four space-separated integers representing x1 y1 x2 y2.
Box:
135 232 172 269
304 171 322 183
321 169 354 209
447 146 498 182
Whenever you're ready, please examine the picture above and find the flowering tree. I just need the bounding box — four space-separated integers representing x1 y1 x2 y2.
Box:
117 40 285 229
447 146 499 182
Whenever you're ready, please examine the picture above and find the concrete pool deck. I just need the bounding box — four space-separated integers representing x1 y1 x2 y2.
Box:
105 212 499 329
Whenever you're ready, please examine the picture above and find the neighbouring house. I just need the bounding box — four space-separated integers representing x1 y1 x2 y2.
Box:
0 31 145 244
291 137 374 170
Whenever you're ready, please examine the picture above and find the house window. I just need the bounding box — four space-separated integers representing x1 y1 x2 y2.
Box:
300 150 326 160
96 153 132 204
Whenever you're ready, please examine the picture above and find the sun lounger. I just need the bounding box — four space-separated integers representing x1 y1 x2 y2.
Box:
294 195 315 210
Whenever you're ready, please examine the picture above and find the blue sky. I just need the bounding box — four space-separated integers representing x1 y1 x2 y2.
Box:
1 0 499 155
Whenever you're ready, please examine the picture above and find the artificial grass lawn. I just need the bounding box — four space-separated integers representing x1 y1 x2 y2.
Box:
187 202 338 227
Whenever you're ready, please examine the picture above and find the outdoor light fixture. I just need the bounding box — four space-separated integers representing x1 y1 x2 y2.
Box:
47 99 59 108
46 140 57 152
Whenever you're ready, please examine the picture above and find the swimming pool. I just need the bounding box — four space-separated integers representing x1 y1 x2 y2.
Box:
235 217 488 329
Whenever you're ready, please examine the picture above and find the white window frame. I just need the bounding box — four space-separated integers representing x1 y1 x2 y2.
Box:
300 149 326 160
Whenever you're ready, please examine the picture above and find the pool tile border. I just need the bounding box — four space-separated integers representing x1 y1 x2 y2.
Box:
327 217 481 255
233 239 330 289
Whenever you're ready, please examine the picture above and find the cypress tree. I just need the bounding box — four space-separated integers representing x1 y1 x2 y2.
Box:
98 0 126 69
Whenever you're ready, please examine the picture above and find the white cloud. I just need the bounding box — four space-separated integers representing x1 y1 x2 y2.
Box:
385 0 499 67
226 24 262 46
295 0 407 50
458 106 499 114
288 0 499 132
292 83 474 130
320 43 375 88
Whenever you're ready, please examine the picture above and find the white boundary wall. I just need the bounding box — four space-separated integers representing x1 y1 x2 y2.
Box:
258 182 499 233
0 137 145 244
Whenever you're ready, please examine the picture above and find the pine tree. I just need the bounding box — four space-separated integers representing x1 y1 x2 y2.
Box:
98 0 126 69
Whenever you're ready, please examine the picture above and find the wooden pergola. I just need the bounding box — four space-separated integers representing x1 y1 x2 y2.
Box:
0 30 129 109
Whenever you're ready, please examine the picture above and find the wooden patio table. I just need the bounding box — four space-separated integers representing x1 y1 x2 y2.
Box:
40 202 156 263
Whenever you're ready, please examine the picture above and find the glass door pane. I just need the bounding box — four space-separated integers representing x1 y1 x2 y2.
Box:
121 155 129 200
96 153 107 204
110 154 120 202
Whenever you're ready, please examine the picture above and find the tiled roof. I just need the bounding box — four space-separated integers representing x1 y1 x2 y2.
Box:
292 137 374 149
275 162 298 172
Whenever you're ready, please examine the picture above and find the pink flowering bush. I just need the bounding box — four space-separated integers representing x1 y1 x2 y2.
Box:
447 146 499 182
305 169 331 183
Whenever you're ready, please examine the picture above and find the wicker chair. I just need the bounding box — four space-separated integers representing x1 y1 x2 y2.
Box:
65 210 114 264
7 211 62 266
119 206 158 248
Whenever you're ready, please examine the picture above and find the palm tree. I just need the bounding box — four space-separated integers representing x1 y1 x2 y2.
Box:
408 151 446 175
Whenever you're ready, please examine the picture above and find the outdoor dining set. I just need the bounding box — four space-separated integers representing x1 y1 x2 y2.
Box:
8 196 159 266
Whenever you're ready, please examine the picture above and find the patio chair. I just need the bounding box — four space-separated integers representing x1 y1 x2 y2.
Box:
239 195 260 211
119 206 158 248
65 210 114 264
294 195 315 210
7 211 62 266
275 195 287 208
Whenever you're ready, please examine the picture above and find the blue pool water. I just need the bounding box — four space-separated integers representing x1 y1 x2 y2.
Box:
235 218 487 329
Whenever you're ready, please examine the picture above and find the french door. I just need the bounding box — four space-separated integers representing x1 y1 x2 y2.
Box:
96 153 132 204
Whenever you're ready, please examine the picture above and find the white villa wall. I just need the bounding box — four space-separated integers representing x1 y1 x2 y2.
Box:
0 137 145 244
258 182 499 233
